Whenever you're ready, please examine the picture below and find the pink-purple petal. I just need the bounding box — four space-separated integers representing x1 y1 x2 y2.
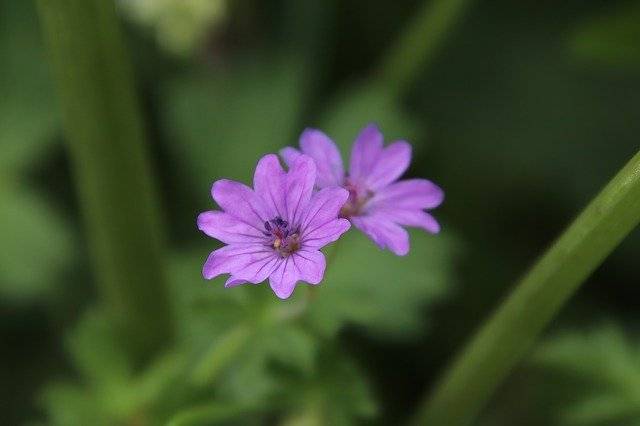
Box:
212 179 270 227
299 128 344 188
292 249 325 285
254 154 286 219
349 123 384 182
197 211 265 244
351 214 410 256
300 187 349 231
285 155 316 226
302 218 351 248
280 146 302 169
369 178 444 210
269 258 299 299
376 208 441 234
365 140 412 191
202 244 277 281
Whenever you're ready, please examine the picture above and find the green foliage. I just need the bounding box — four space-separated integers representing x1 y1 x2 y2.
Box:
0 0 74 302
162 58 306 185
320 83 422 155
532 323 640 426
569 2 640 69
308 229 456 338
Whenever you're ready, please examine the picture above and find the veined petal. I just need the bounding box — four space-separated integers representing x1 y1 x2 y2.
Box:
212 179 270 227
349 123 383 182
300 187 349 231
302 218 351 248
197 211 265 243
269 257 299 299
202 244 278 281
285 155 316 226
375 207 441 234
280 146 302 168
254 154 286 219
299 128 344 188
369 178 444 210
292 249 325 285
351 214 410 256
365 140 411 191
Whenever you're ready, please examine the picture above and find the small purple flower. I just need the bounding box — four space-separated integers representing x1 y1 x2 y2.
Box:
281 123 443 256
198 154 351 299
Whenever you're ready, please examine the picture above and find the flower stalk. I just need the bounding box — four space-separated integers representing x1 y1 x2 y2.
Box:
412 149 640 426
37 0 173 361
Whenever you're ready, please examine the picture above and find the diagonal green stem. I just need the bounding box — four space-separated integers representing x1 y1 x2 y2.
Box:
376 0 474 97
412 150 640 426
37 0 173 361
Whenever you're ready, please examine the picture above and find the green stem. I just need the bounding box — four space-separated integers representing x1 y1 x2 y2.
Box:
376 0 474 96
37 0 172 361
412 150 640 426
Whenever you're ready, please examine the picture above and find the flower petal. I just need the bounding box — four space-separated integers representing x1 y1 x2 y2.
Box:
299 128 344 188
254 154 286 219
212 179 270 227
269 257 299 299
302 218 351 248
351 214 410 256
197 211 265 243
300 187 349 231
292 249 325 285
365 140 411 191
375 208 441 234
285 155 316 226
202 244 278 282
369 178 444 210
280 146 302 168
349 123 384 182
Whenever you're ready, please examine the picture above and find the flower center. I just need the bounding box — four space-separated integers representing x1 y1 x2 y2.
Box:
339 179 373 218
263 216 300 257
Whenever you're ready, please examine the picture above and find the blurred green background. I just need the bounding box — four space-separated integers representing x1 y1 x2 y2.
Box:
2 0 640 424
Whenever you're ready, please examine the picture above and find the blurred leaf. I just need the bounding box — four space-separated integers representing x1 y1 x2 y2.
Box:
319 82 423 157
281 347 377 426
66 309 132 388
532 323 640 426
162 58 306 186
308 229 457 338
41 383 110 426
0 184 74 301
569 2 640 68
167 401 264 426
0 0 73 302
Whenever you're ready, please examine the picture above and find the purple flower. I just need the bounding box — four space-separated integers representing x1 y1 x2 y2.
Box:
198 154 351 299
281 123 443 256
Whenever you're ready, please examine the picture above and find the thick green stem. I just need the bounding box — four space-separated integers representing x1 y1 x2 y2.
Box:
37 0 172 360
412 150 640 426
376 0 473 96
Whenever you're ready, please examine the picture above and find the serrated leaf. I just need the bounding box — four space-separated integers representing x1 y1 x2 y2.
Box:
281 347 377 426
308 229 457 338
532 323 640 426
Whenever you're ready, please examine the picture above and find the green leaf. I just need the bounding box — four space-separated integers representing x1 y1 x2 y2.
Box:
0 185 75 301
40 382 110 426
167 401 265 426
161 58 306 186
281 347 377 426
308 229 457 338
532 323 640 426
319 82 422 157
